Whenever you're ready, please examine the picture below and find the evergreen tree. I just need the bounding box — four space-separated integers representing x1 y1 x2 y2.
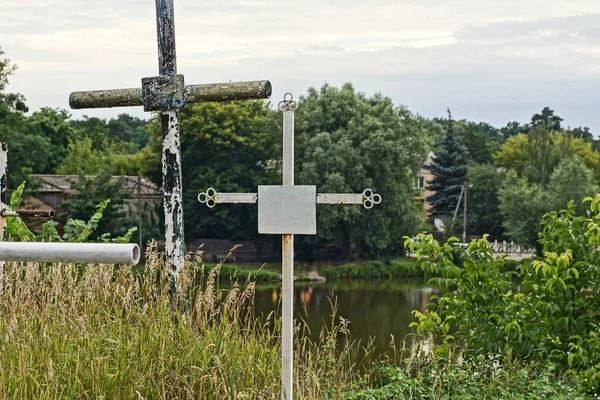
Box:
427 109 469 217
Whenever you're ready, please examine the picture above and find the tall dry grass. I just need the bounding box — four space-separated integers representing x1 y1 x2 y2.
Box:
0 241 360 399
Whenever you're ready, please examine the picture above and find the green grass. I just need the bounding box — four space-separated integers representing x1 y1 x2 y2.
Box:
0 242 357 399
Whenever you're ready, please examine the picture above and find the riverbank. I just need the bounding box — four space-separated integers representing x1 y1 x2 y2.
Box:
201 257 422 282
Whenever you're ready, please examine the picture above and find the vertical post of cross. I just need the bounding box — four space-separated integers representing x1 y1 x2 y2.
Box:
279 93 297 400
154 0 185 299
0 142 6 295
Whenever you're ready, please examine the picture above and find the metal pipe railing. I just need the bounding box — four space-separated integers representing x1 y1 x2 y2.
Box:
1 209 55 218
0 242 140 265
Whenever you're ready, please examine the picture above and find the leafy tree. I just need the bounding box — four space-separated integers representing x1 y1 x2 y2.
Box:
426 109 469 217
57 138 139 176
465 164 504 239
500 121 528 140
0 46 17 93
455 121 502 165
24 107 76 172
568 126 593 141
547 157 597 215
495 130 600 185
498 158 597 249
498 171 552 249
70 116 112 151
108 114 151 149
530 106 563 131
0 53 69 187
294 83 432 258
140 100 279 241
60 173 136 239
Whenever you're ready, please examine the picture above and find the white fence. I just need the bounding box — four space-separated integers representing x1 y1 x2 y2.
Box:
490 240 536 255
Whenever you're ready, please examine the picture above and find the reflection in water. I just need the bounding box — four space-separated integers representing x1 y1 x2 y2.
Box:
252 279 437 359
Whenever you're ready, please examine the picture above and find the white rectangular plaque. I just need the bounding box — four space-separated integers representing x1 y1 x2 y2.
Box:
258 185 317 234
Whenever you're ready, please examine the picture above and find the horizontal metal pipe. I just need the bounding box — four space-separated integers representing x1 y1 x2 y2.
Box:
0 242 141 265
69 80 272 109
1 209 55 218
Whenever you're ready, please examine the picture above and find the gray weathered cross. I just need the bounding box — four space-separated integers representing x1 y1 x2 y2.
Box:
68 0 271 295
198 93 381 400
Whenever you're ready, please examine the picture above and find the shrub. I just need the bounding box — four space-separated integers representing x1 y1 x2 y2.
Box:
405 196 600 393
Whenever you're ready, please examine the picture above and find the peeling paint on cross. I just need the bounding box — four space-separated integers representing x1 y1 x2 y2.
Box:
198 93 382 400
68 0 271 298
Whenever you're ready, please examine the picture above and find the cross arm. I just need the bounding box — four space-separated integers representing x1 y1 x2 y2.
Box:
69 80 272 109
317 189 382 209
198 188 257 208
199 188 381 209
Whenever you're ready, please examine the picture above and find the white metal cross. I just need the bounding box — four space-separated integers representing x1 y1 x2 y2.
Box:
198 93 381 400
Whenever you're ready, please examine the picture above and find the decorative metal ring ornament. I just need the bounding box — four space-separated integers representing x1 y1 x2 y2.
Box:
278 92 298 112
198 188 217 208
361 188 382 209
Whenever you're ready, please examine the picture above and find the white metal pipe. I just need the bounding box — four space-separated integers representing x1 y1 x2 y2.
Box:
0 242 141 265
282 110 294 186
281 234 294 400
281 103 295 400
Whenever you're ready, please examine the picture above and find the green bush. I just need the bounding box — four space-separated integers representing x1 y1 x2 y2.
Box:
345 357 587 399
405 196 600 394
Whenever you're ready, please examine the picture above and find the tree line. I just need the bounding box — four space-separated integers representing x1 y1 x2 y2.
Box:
428 106 599 252
2 46 597 258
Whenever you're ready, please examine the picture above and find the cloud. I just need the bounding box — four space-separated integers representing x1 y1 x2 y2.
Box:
1 0 600 133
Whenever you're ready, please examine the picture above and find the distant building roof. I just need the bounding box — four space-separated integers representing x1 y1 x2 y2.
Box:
28 175 163 199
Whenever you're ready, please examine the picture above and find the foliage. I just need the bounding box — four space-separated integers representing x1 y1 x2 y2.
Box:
499 159 597 249
500 121 529 140
495 130 600 185
294 83 432 258
0 46 17 92
345 358 586 399
498 171 552 249
56 137 108 175
548 157 598 215
60 173 137 239
427 109 469 217
405 194 600 393
107 113 151 149
140 100 279 241
531 106 563 131
430 117 503 165
4 182 35 241
56 138 139 176
466 163 505 238
5 181 136 243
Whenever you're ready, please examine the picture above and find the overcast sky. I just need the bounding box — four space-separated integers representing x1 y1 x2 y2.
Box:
1 0 600 132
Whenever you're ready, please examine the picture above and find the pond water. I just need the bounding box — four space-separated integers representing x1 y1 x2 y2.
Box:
251 279 438 359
